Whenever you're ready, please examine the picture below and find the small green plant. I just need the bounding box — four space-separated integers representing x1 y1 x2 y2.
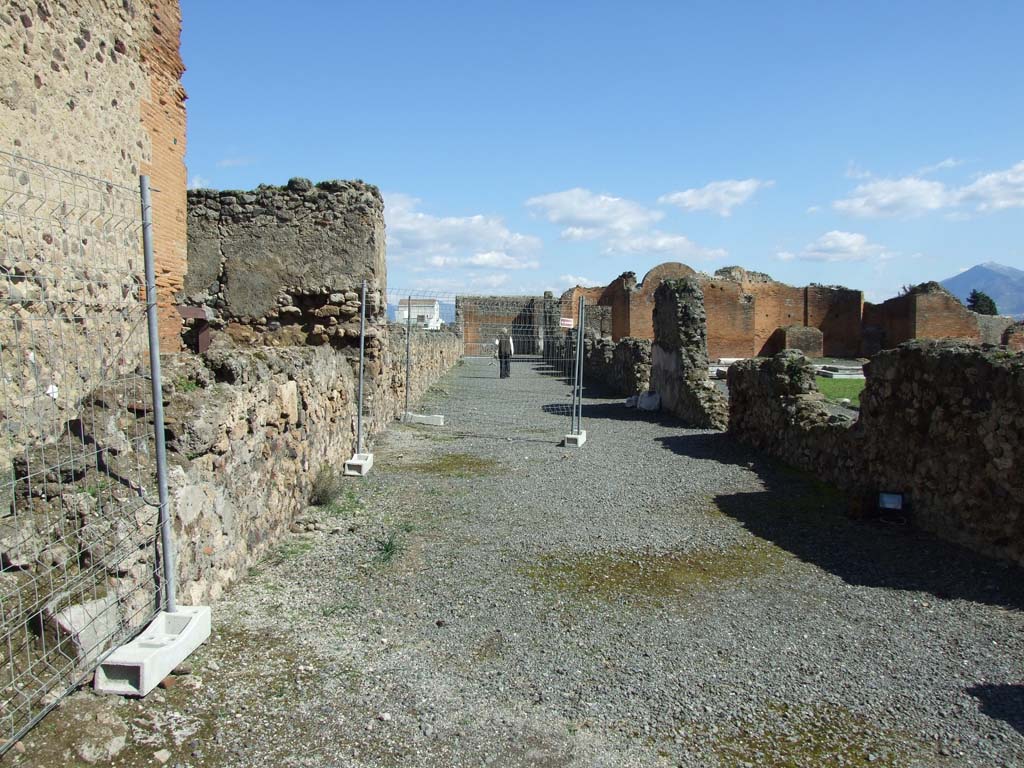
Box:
321 600 359 618
375 530 401 563
267 537 314 565
83 479 115 498
310 464 344 506
176 377 200 393
325 487 362 517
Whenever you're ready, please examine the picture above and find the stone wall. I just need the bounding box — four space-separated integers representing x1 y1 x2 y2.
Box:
386 326 463 415
650 279 728 429
1 0 188 349
582 336 652 397
727 342 1024 566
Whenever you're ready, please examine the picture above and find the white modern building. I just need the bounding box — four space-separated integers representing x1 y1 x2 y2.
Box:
396 298 443 330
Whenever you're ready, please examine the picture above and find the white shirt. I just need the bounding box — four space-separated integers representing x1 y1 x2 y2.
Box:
494 336 515 355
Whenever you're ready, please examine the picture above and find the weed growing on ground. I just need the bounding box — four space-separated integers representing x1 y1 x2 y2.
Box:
310 464 345 506
175 377 200 393
375 530 401 563
321 600 359 618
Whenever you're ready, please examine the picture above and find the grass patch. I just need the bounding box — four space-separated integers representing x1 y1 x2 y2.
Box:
310 464 345 506
816 377 865 405
526 542 786 600
175 377 200 393
708 701 918 767
408 452 499 477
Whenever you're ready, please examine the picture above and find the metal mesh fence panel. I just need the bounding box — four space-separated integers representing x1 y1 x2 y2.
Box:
387 289 586 439
0 152 162 751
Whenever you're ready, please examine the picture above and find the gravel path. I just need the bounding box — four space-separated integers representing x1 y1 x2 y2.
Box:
12 359 1024 767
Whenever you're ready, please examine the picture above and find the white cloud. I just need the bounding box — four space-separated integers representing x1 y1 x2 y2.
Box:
605 231 727 261
188 175 212 190
778 231 895 263
833 160 1024 217
215 156 256 168
959 161 1024 212
658 178 773 217
917 157 961 175
833 177 953 218
558 274 596 287
525 188 662 239
466 251 539 269
385 192 541 266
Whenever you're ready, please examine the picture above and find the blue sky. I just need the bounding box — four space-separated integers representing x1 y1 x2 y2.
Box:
181 1 1024 301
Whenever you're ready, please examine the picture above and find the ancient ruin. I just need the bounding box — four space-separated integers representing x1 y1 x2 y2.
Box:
2 1 1024 764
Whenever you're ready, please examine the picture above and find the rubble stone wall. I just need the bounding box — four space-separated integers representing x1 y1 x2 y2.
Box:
651 279 729 429
583 336 652 397
184 179 387 348
727 342 1024 566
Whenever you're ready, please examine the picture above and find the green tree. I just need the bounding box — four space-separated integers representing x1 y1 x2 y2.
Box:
967 289 998 315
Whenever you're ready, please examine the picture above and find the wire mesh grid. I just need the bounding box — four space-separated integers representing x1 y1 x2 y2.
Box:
0 152 162 750
386 289 585 437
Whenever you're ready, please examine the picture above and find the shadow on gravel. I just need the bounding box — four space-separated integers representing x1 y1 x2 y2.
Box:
967 684 1024 735
656 432 1024 611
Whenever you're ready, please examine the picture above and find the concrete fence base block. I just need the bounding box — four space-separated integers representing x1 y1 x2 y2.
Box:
564 430 587 448
344 453 374 476
403 412 445 426
94 606 211 697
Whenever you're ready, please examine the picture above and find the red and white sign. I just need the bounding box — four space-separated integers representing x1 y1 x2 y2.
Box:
559 317 575 328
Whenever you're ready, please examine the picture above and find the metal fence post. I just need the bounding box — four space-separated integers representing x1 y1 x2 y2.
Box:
140 175 176 614
576 297 585 434
356 280 367 454
404 294 412 419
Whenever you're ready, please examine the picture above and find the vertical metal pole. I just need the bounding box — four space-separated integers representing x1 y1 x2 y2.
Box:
404 294 412 419
576 298 586 434
356 280 366 454
140 176 176 614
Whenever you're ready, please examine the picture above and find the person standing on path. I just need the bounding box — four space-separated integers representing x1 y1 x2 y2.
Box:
496 327 514 379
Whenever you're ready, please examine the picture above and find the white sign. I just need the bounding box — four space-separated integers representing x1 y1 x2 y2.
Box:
559 317 574 329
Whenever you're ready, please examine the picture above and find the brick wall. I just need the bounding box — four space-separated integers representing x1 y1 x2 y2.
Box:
912 292 980 342
805 286 863 357
748 281 805 355
702 279 756 359
139 0 188 350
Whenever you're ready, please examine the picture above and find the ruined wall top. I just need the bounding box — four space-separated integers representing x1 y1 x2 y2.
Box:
184 178 386 324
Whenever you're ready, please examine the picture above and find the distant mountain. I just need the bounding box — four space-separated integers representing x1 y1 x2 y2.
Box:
940 262 1024 318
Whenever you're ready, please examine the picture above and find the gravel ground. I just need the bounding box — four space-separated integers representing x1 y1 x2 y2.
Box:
9 358 1024 767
